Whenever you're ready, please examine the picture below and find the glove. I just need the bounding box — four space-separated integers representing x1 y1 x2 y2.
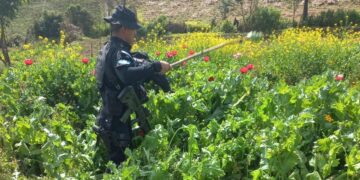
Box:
132 52 172 92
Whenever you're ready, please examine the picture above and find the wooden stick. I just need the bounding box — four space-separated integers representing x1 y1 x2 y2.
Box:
170 38 243 68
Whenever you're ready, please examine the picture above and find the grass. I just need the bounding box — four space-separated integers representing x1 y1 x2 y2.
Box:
7 0 104 38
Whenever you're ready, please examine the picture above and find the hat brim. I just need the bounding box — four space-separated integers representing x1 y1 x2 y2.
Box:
104 16 142 30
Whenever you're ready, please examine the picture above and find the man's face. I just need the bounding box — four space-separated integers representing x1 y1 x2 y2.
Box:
122 27 137 45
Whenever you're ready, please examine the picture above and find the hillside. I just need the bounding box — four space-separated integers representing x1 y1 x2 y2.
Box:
6 0 360 38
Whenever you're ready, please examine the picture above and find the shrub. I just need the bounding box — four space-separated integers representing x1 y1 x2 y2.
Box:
0 40 102 177
90 23 110 38
137 15 169 39
246 7 282 34
304 9 360 27
185 20 211 32
166 22 187 34
65 5 95 37
0 148 16 179
218 20 236 33
33 12 63 40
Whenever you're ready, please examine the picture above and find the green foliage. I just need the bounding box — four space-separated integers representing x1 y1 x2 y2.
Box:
138 15 169 39
304 9 360 27
246 7 282 34
0 147 17 179
33 12 63 40
218 20 237 33
0 0 28 66
0 41 103 177
219 0 232 20
254 28 360 84
1 29 360 178
91 23 110 38
65 5 95 37
185 21 211 33
0 0 24 25
0 60 5 74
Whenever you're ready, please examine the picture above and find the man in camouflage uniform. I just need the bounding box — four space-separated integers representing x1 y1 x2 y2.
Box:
94 5 172 165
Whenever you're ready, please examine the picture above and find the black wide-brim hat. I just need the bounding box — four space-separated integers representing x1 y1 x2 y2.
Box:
104 5 141 30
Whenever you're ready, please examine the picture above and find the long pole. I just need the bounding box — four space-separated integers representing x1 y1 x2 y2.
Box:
170 38 243 68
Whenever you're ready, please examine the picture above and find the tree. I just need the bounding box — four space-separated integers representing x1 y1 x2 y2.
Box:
66 5 94 36
219 0 259 30
284 0 302 26
220 0 232 20
34 12 63 40
302 0 309 22
292 0 302 25
0 0 28 66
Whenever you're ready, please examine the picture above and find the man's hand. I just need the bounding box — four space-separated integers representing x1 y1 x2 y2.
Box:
160 61 172 74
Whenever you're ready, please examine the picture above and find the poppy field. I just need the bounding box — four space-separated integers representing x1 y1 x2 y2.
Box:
0 28 360 179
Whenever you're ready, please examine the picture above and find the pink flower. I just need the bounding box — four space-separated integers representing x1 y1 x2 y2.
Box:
166 50 178 58
155 51 161 56
246 64 254 70
335 74 344 81
166 52 173 58
240 67 248 74
203 56 210 62
24 59 33 66
188 50 196 56
82 58 89 64
171 50 178 56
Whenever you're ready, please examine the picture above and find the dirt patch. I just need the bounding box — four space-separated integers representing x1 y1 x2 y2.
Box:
125 0 360 23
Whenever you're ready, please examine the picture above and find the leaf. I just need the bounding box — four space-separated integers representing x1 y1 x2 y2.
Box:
251 169 262 180
278 82 290 95
306 171 322 180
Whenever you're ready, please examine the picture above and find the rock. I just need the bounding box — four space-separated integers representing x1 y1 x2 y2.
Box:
326 0 338 5
205 0 218 5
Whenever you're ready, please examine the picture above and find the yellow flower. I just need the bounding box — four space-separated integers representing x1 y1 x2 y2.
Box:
324 115 334 123
132 44 139 51
23 44 31 50
38 36 43 40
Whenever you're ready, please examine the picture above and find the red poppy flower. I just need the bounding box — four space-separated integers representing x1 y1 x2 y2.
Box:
155 51 161 56
335 74 344 81
182 61 187 66
82 58 89 64
246 64 254 70
167 50 178 58
166 52 173 58
203 56 210 62
240 67 248 74
208 76 215 82
24 59 33 66
188 50 196 56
